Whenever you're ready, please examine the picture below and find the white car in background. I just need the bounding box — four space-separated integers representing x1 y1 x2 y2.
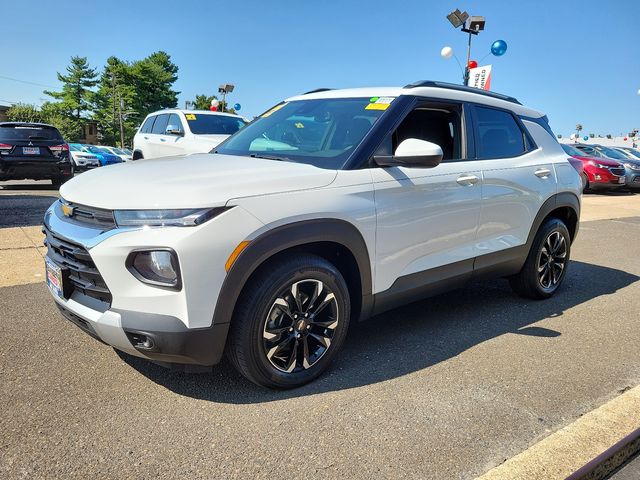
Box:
68 143 100 171
132 109 248 160
102 146 133 162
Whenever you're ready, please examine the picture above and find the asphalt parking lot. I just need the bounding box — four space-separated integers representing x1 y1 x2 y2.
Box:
1 181 640 479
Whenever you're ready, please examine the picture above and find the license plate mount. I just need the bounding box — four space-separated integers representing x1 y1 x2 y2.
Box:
23 146 40 155
45 257 64 299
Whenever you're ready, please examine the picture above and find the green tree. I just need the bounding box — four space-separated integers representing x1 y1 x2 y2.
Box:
43 56 98 141
93 51 179 146
193 94 218 110
6 103 46 123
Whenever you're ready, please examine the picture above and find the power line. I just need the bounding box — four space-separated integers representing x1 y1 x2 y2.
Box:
0 74 57 89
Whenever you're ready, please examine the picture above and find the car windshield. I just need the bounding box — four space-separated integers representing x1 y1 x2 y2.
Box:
596 146 628 160
185 114 248 135
113 148 128 155
216 98 389 169
561 144 583 157
0 124 63 141
623 148 640 157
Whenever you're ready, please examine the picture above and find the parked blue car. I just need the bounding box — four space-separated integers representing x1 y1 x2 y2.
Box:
70 144 123 166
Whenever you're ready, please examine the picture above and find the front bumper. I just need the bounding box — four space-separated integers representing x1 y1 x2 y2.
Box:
43 199 264 367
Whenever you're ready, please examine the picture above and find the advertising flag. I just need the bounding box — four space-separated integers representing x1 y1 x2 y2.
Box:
467 65 492 91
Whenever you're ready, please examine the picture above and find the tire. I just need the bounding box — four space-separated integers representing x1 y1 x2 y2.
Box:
51 176 67 188
133 151 144 161
227 254 351 389
581 173 589 193
509 218 571 300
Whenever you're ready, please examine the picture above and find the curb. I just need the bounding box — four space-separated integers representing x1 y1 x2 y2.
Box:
566 428 640 480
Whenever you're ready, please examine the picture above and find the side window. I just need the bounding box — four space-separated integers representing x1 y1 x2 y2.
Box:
151 114 170 134
383 103 463 161
475 106 526 159
141 116 156 133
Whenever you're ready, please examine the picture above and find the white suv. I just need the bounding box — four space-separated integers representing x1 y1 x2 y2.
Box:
132 109 248 159
43 81 581 389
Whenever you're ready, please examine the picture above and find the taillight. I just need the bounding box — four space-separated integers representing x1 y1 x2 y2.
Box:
0 143 12 154
567 156 583 175
49 144 69 157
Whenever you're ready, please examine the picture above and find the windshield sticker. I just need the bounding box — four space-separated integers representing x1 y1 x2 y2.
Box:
294 122 305 129
185 113 197 120
365 96 395 111
262 103 286 118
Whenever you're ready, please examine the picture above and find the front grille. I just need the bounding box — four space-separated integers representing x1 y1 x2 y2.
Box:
609 167 626 176
43 226 112 304
63 201 116 229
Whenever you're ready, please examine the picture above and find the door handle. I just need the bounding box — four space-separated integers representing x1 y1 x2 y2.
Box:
456 174 479 186
160 138 166 142
535 168 551 178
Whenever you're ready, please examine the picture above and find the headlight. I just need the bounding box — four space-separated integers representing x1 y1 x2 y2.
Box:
588 160 608 169
114 207 230 227
127 250 181 289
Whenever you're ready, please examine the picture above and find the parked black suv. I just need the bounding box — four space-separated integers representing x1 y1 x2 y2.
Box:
0 122 73 187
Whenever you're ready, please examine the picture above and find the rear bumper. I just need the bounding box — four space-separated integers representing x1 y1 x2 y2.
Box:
0 157 72 180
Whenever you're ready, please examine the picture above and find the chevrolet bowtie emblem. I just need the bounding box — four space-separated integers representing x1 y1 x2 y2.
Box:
61 203 74 217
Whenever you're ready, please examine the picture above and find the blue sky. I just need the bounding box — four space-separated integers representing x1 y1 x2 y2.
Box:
1 0 638 136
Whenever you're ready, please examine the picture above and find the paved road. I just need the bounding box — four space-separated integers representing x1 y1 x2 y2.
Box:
1 210 639 478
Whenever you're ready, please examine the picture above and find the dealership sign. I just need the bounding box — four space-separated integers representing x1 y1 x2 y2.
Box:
468 64 492 91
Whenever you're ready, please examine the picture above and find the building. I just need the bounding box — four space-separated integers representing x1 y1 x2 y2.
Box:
79 121 98 144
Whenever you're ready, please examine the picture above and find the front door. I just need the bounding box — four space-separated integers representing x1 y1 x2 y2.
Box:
371 100 481 294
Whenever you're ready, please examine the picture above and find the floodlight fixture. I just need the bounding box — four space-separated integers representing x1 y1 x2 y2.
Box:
446 9 468 29
218 83 235 94
463 16 486 35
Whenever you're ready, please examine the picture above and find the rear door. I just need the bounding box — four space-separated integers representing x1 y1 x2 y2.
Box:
470 104 557 265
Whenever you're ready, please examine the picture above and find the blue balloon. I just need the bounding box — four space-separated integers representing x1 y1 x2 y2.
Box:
233 103 241 111
491 40 508 56
583 135 589 141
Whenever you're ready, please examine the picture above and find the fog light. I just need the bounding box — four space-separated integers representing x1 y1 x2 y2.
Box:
594 174 601 180
127 249 181 289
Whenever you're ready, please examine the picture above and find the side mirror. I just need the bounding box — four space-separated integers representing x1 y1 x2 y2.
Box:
374 139 443 168
165 125 183 136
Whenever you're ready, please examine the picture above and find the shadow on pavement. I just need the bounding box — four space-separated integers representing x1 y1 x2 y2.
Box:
0 195 58 228
119 260 639 404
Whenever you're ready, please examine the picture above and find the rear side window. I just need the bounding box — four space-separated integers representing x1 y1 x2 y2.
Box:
474 106 526 159
140 116 156 133
0 125 63 141
151 114 170 134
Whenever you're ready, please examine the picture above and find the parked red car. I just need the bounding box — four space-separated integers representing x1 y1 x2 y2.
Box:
561 144 626 192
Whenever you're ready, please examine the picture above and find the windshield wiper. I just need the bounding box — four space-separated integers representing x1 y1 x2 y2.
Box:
28 135 49 140
249 153 289 162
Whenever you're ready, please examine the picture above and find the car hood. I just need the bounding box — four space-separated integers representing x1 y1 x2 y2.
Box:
59 153 338 209
574 155 621 166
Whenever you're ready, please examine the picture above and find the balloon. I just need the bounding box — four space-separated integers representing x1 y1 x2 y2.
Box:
637 89 640 95
234 103 241 111
624 137 628 141
491 40 508 56
211 99 219 107
209 105 217 111
468 60 478 69
583 136 589 141
570 134 576 140
440 46 454 59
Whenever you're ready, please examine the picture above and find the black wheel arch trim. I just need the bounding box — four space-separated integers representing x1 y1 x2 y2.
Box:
212 218 373 328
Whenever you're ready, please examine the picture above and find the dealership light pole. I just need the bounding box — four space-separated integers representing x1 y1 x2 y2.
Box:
446 9 485 85
218 83 235 113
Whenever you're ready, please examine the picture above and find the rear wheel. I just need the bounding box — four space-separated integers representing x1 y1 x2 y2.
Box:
227 254 350 389
581 173 589 193
509 218 571 299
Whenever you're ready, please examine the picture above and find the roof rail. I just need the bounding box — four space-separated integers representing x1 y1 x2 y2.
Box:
302 88 333 95
404 80 521 105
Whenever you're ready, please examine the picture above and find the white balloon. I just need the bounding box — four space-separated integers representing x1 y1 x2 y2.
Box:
570 134 576 140
211 99 219 107
440 46 454 59
637 89 640 95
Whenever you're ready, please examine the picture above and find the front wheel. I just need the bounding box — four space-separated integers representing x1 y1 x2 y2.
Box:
227 254 351 389
509 218 571 299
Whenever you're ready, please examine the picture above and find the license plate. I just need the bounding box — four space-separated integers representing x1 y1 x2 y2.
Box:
22 146 40 155
618 176 626 184
45 257 63 299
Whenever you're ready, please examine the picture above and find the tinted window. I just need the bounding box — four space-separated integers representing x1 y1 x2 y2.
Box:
167 114 184 134
185 114 247 135
0 124 63 142
141 116 156 133
151 114 169 134
561 144 584 157
475 106 525 159
390 104 463 161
